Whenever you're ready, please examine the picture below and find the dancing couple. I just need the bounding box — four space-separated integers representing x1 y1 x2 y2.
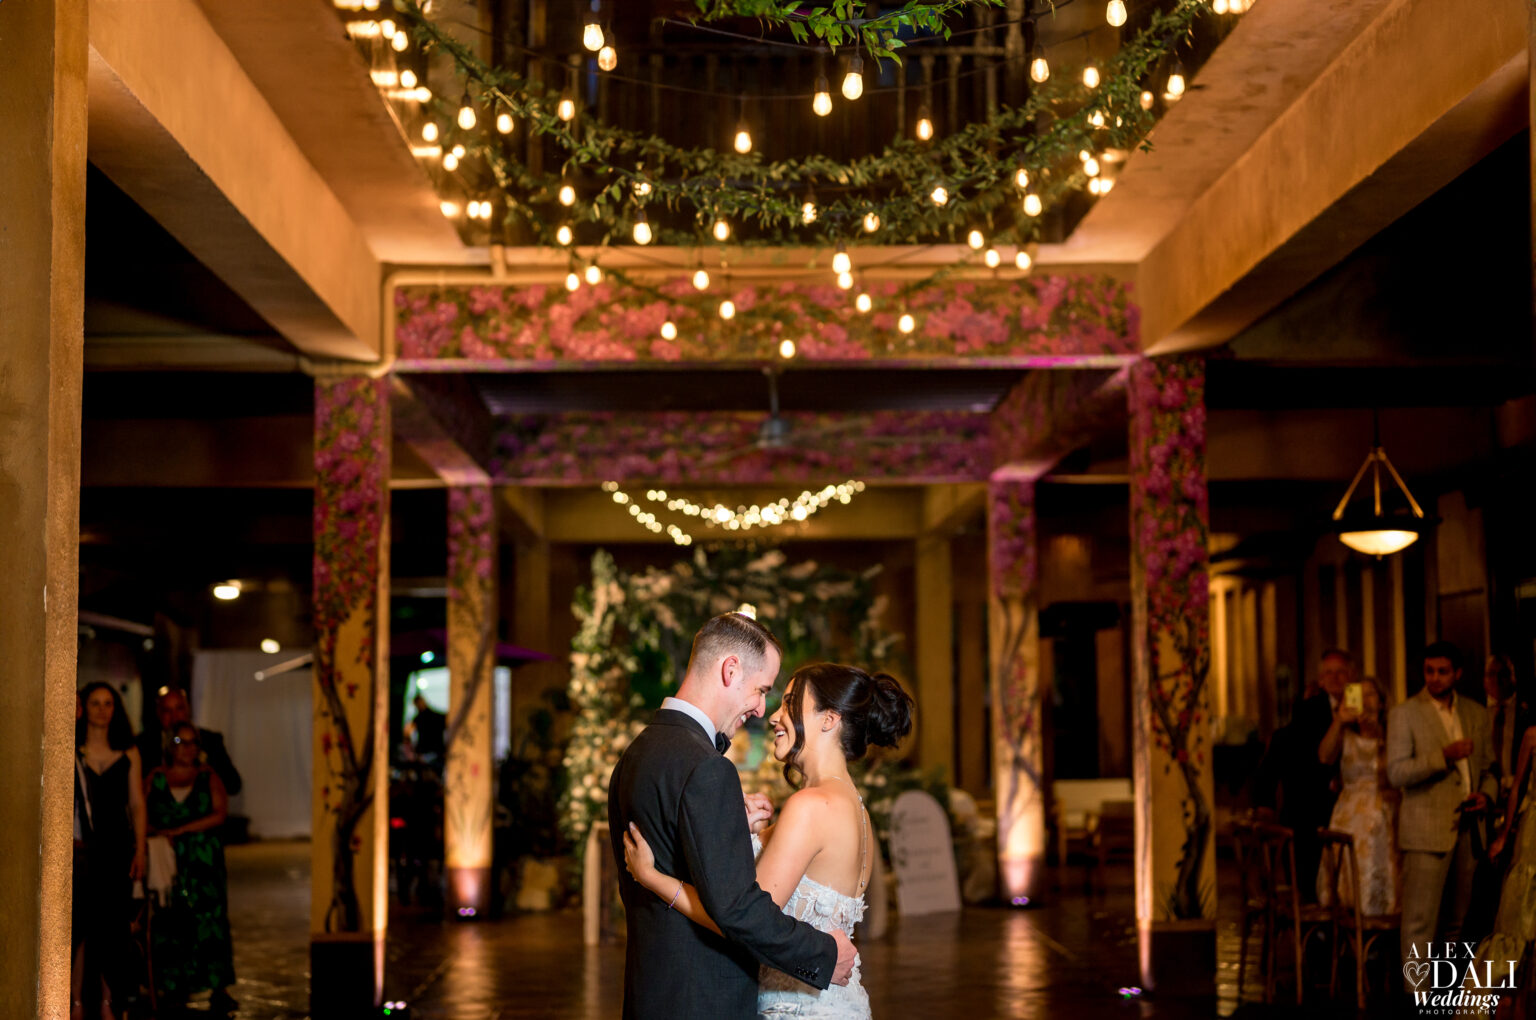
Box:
608 611 914 1020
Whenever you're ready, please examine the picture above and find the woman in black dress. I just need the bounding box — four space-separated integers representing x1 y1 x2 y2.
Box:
73 682 147 1020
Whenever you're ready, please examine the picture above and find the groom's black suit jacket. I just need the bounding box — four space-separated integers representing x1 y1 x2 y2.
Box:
608 709 836 1019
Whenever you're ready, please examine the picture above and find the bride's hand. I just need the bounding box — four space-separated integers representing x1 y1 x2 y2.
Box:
624 823 658 886
744 792 774 834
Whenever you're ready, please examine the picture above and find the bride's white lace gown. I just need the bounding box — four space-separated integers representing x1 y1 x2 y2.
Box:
751 833 872 1019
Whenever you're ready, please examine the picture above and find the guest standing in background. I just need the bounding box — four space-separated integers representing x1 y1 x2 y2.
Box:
405 692 448 765
137 686 243 797
1477 718 1536 1019
1389 641 1497 993
145 722 237 1013
75 682 147 1020
1267 649 1351 898
1486 655 1530 811
1316 676 1401 913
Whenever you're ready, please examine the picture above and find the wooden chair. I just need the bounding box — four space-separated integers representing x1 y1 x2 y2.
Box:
1229 817 1272 1003
1317 828 1400 1011
1251 822 1332 1004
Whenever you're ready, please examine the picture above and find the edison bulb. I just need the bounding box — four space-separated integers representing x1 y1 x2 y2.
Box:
1029 47 1049 83
812 76 833 117
842 57 864 101
598 45 617 71
712 219 731 242
1015 249 1033 271
421 121 440 144
558 183 576 206
1099 178 1115 194
466 200 481 219
452 144 465 159
1089 110 1106 128
916 107 933 141
565 271 580 292
1023 193 1043 217
1015 166 1029 189
733 127 752 154
779 339 797 359
1088 178 1104 196
1166 63 1187 98
632 214 652 245
801 201 818 225
660 320 677 341
392 30 409 51
692 269 710 291
1140 89 1155 110
1083 64 1101 89
967 229 984 251
1106 0 1127 26
439 200 460 218
582 20 604 52
555 224 573 246
1214 0 1229 11
496 111 514 134
633 180 652 198
400 69 418 89
584 263 602 285
1084 156 1101 177
855 291 872 313
897 312 915 334
719 299 736 320
442 151 460 172
863 212 880 233
557 95 576 121
930 185 948 206
983 246 1001 269
457 99 477 130
831 248 851 275
836 271 853 290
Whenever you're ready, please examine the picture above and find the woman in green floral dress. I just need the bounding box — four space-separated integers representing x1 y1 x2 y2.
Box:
145 722 237 1012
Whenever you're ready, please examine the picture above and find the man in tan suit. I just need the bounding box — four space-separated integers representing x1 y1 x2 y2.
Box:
1387 641 1497 992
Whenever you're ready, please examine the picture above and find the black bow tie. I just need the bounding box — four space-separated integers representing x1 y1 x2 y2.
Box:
715 731 731 755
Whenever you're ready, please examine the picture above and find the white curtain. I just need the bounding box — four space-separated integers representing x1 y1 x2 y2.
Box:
192 650 313 840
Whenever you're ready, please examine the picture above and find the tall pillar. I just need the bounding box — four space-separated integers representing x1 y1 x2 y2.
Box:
0 1 87 1015
445 484 497 917
1127 354 1215 994
986 476 1044 902
914 535 955 777
511 537 551 736
311 376 391 1015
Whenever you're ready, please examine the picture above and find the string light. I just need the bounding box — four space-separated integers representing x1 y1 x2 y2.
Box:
983 246 1001 269
1088 109 1106 128
421 121 439 143
584 262 603 285
1088 178 1104 196
733 121 752 154
812 75 833 117
967 229 985 250
457 93 477 130
779 339 797 359
897 311 916 334
660 320 677 340
801 198 818 225
442 151 460 172
1015 249 1033 271
841 55 864 101
712 218 732 242
606 480 867 537
465 199 481 219
1083 155 1101 177
496 111 514 134
1083 62 1101 89
719 298 736 320
633 179 652 198
556 224 573 246
371 69 399 89
1023 193 1043 216
916 105 934 141
557 92 576 121
392 29 409 52
565 271 580 292
692 268 710 290
863 211 880 233
831 244 852 275
1099 177 1116 194
930 184 949 206
598 45 617 72
836 271 854 290
855 290 873 313
632 208 652 245
1107 0 1128 27
1140 89 1155 110
1165 61 1187 99
400 69 418 89
1029 46 1050 83
1213 0 1229 11
1015 166 1029 190
452 144 465 159
558 181 576 206
439 200 460 218
582 1 604 51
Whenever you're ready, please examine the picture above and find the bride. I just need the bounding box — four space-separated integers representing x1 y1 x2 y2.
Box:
625 662 913 1019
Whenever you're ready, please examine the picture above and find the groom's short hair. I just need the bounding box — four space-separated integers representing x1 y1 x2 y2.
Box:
689 612 781 675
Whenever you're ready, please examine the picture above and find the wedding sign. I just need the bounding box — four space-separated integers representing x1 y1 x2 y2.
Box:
890 790 961 916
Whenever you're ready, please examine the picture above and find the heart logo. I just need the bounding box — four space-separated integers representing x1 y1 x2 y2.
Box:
1403 961 1432 988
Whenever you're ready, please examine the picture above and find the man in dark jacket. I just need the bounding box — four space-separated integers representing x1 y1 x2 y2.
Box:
609 613 855 1019
138 686 243 796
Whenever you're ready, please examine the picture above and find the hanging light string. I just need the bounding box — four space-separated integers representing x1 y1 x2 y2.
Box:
395 0 1204 249
602 481 866 543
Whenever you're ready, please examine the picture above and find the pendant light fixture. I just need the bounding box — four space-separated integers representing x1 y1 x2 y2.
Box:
1331 411 1427 557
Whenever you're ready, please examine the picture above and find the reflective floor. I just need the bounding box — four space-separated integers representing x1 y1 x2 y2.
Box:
209 842 1399 1019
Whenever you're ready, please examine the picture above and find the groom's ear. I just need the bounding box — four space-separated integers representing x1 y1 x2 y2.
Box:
719 654 740 687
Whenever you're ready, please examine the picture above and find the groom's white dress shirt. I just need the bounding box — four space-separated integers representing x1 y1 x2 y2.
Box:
661 696 717 742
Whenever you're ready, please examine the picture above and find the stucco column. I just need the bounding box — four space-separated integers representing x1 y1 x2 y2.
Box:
311 376 391 1015
0 1 87 1016
986 476 1044 902
914 535 955 776
1127 354 1215 994
445 484 497 917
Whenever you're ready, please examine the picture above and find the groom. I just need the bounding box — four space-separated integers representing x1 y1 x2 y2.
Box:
608 612 856 1018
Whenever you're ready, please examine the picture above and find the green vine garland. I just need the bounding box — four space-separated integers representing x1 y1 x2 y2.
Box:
395 0 1210 250
689 0 1005 60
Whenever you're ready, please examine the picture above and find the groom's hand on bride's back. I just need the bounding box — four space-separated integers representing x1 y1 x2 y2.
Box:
830 928 857 986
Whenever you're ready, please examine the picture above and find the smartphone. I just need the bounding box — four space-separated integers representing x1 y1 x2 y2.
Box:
1343 682 1364 713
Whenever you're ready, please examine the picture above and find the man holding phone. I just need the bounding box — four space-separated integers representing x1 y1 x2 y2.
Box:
1387 640 1497 993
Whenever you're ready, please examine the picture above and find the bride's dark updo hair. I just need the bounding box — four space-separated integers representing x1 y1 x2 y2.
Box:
780 663 915 788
